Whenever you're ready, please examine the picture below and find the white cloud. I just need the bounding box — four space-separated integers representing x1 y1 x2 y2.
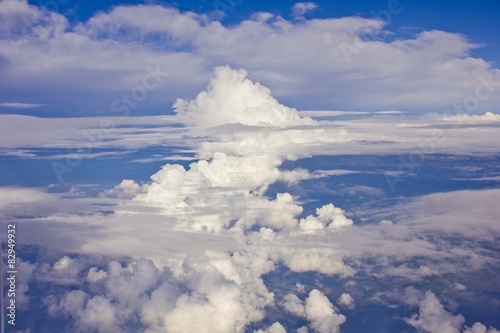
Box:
0 187 53 209
4 65 500 332
407 291 465 333
305 289 346 333
2 109 500 159
337 293 355 310
1 2 499 114
464 323 500 333
174 65 314 127
254 322 287 333
299 203 353 234
4 68 358 331
0 102 45 109
284 293 306 317
100 179 148 199
15 260 36 310
443 112 500 122
379 219 394 226
291 2 318 18
339 185 384 198
407 292 500 333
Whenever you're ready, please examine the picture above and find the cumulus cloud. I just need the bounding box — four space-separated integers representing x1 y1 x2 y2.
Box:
299 204 353 234
174 66 315 127
284 293 306 317
15 260 36 310
45 258 178 333
2 65 358 332
407 291 465 333
100 179 149 199
464 323 500 333
283 290 347 333
337 293 355 310
133 66 352 237
407 292 500 333
254 322 287 333
379 219 394 226
305 290 346 333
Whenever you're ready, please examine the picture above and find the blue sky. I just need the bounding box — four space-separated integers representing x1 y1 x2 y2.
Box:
1 0 499 116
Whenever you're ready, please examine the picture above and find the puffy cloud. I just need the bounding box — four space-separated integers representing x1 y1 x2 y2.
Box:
15 260 36 310
37 255 89 285
299 204 353 233
133 66 349 237
255 322 287 333
305 290 346 333
101 179 148 199
163 284 248 333
464 323 500 333
283 290 347 333
12 67 356 332
336 293 355 310
406 291 465 333
279 247 354 277
78 296 122 333
86 267 107 283
379 219 394 226
284 293 306 317
403 286 424 307
174 66 314 128
46 290 124 333
407 292 500 333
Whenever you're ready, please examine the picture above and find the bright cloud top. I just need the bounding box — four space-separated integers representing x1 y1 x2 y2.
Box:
174 66 314 127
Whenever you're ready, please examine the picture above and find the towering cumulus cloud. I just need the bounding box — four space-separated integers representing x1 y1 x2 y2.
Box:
134 66 351 233
103 66 353 332
175 66 314 127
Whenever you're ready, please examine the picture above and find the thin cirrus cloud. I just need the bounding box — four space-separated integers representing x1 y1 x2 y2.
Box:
0 1 499 115
0 102 45 109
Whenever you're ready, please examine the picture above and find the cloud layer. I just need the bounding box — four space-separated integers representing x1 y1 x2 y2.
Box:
2 66 500 332
1 1 500 114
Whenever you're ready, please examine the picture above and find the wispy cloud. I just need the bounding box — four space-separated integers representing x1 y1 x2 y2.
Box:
291 2 318 18
0 102 45 109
